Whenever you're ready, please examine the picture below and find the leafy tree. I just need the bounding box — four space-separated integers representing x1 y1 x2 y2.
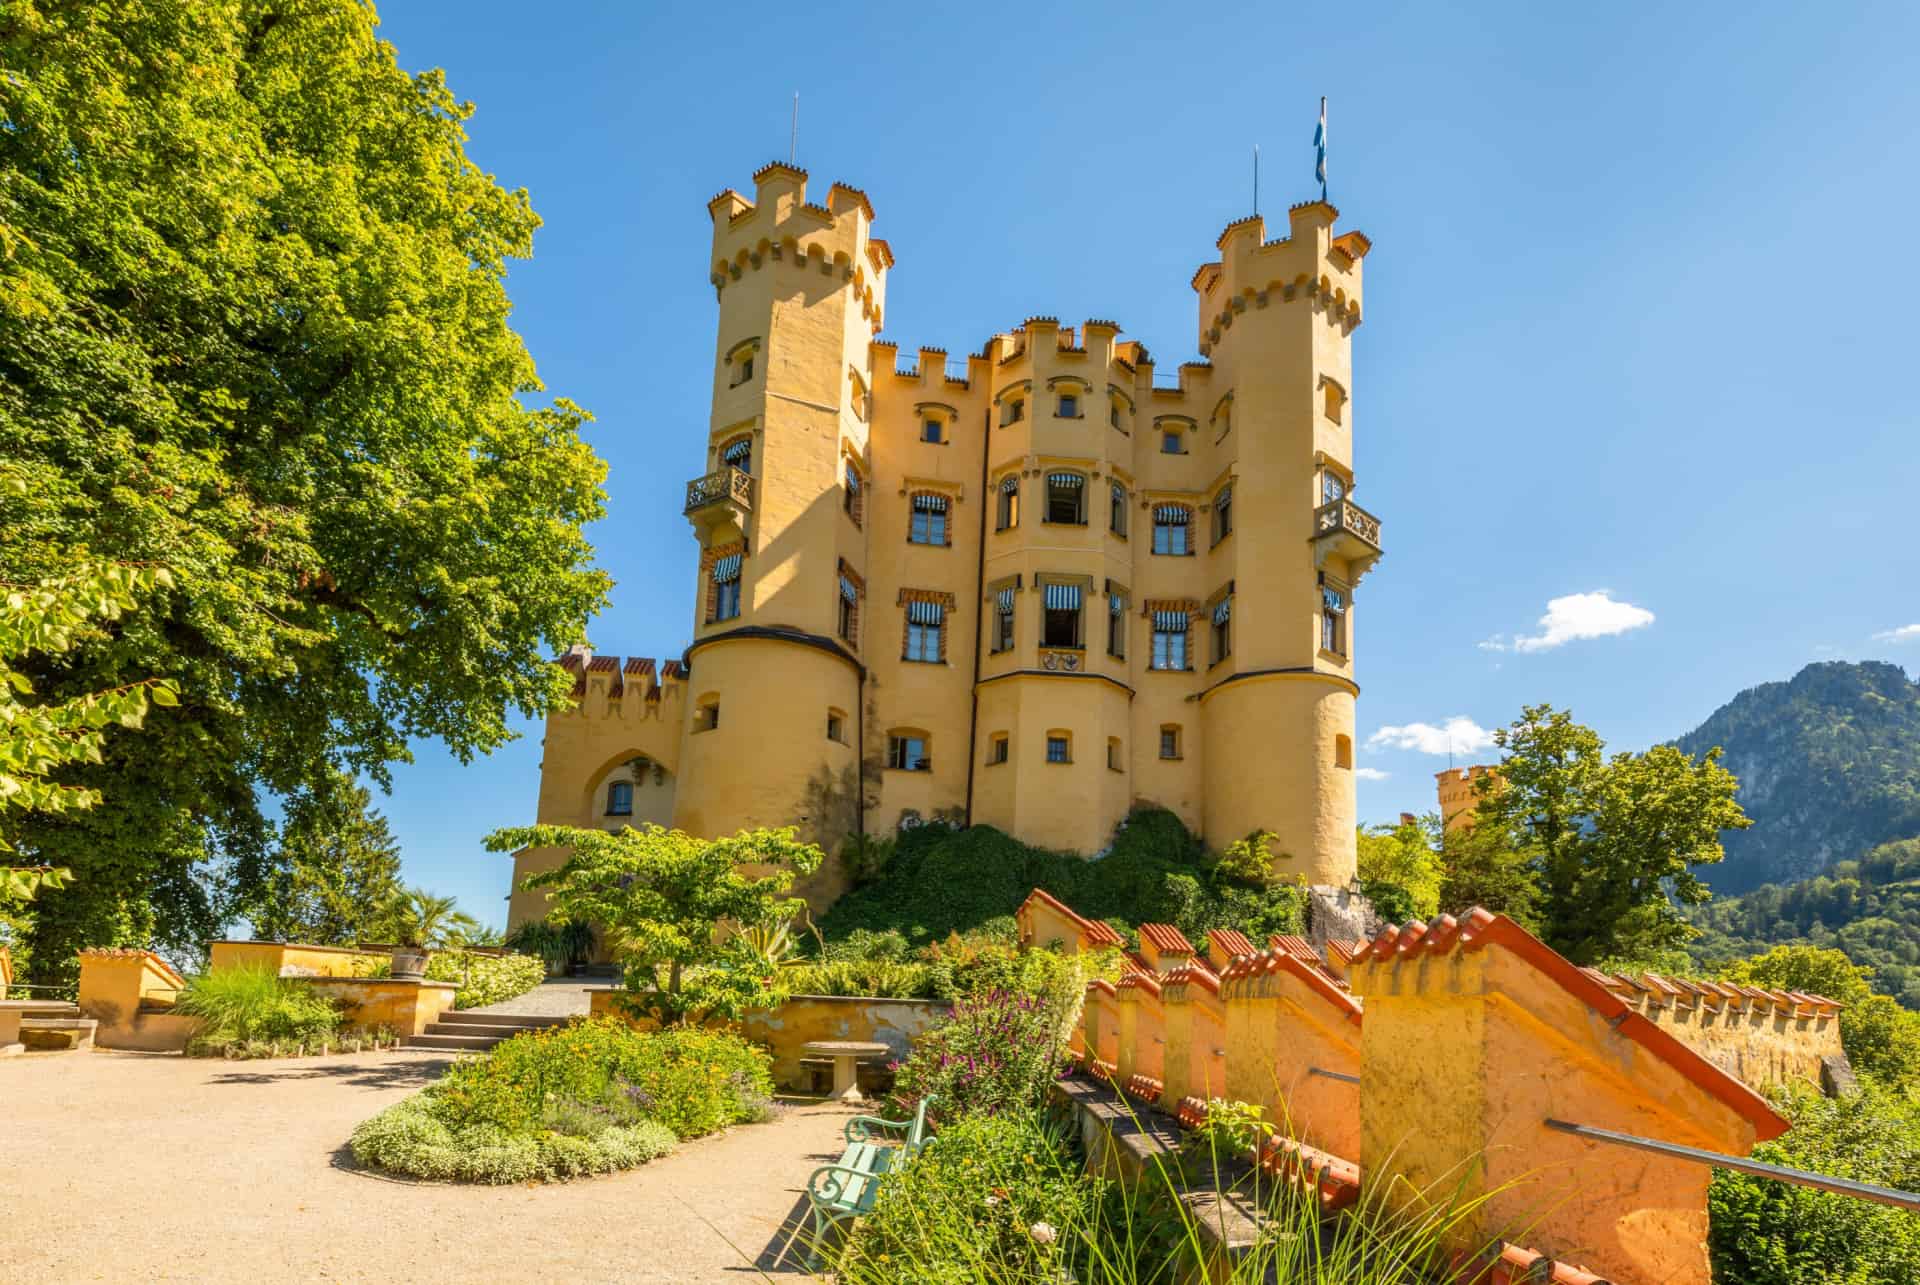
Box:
248 771 402 945
486 824 825 1024
1479 705 1748 963
3 557 177 902
1355 814 1443 918
372 887 478 950
1720 943 1920 1091
1437 818 1541 929
1 0 607 976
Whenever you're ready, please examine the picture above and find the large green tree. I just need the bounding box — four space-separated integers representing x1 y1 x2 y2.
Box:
0 1 608 975
1472 705 1748 963
247 770 402 945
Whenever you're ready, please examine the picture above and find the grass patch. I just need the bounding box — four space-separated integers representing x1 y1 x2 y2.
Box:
350 1018 774 1184
175 963 345 1057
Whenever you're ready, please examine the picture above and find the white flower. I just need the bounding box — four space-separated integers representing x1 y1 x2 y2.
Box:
985 1195 1000 1207
1029 1221 1057 1246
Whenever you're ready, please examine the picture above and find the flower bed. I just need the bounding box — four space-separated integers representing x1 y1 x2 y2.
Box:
350 1018 776 1183
425 949 547 1009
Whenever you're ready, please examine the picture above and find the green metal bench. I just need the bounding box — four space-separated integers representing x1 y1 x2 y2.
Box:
786 1095 936 1267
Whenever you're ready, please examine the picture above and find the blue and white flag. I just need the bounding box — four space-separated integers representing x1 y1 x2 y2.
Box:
1313 97 1327 197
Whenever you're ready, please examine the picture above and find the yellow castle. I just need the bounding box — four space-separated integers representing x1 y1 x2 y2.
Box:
510 164 1383 929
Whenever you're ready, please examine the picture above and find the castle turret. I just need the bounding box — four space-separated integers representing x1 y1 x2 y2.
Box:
672 165 887 886
1188 202 1379 886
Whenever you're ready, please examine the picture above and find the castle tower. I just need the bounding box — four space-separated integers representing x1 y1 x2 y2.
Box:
1187 203 1380 886
672 164 888 878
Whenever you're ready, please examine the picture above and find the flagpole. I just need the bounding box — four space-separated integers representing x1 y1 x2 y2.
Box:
1318 96 1328 202
790 92 799 165
1253 144 1260 216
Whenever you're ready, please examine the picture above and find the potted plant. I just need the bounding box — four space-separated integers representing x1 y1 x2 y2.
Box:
374 888 475 980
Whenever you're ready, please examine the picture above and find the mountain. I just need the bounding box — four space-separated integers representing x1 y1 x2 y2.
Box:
1674 660 1920 895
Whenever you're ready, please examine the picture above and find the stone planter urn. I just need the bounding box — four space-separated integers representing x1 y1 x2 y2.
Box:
389 947 429 981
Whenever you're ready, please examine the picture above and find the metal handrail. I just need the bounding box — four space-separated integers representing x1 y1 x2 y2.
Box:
1544 1119 1920 1213
1309 1066 1360 1084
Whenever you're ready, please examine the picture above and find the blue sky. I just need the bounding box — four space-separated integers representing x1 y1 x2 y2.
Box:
364 1 1918 929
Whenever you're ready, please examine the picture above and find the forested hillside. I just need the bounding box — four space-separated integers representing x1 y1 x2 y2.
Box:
1675 661 1920 894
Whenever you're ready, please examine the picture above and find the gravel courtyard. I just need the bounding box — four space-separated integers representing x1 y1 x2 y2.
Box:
1 1047 851 1283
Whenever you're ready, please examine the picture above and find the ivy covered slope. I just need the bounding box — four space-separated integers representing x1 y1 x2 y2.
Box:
1674 662 1920 894
815 808 1307 947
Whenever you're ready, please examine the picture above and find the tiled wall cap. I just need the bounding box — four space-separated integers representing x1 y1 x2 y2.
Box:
1138 922 1196 955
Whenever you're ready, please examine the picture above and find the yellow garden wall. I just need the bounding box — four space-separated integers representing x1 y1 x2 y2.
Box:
77 949 194 1051
301 977 458 1037
208 940 389 978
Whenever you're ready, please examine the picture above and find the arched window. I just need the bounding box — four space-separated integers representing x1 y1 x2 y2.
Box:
721 437 752 475
1045 472 1086 525
605 780 633 816
1110 483 1128 537
996 475 1020 531
909 493 950 546
1152 505 1192 556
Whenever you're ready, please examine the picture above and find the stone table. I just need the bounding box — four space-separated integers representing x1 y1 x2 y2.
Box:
799 1039 892 1103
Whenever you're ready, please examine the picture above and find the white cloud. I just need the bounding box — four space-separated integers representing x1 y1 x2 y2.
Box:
1353 767 1391 781
1480 591 1655 654
1366 716 1496 756
1873 624 1920 644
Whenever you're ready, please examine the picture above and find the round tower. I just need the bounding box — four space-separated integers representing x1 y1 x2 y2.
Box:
1191 203 1379 887
671 164 887 888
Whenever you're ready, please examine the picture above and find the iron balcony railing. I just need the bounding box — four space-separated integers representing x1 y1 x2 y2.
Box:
684 466 754 515
1312 496 1382 548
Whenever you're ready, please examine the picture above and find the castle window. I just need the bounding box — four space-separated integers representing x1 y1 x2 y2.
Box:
827 709 846 744
726 342 758 388
1000 398 1025 426
849 369 870 421
1322 377 1346 425
987 733 1009 766
838 573 860 646
909 493 950 546
1056 392 1080 418
1213 487 1233 545
1321 470 1346 505
1107 590 1127 659
1335 734 1353 769
1152 505 1191 556
1159 725 1182 760
709 551 742 623
992 585 1015 653
1210 596 1232 665
1160 427 1185 454
1045 732 1072 764
1042 581 1083 648
1107 738 1123 772
605 780 633 817
694 696 720 733
1044 472 1086 525
921 417 944 444
996 475 1020 530
904 599 945 663
1110 398 1125 430
1110 483 1128 537
844 463 864 526
887 732 930 772
1320 584 1348 657
1151 610 1190 671
721 437 752 475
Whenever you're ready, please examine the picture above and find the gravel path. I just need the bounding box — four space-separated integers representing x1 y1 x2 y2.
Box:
1 1048 857 1283
462 979 603 1017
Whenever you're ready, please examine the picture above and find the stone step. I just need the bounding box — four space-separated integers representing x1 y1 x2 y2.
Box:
403 1032 501 1052
422 1021 533 1040
436 1010 572 1029
20 1016 97 1051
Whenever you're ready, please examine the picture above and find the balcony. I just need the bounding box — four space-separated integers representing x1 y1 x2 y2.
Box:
684 467 754 540
1310 497 1383 583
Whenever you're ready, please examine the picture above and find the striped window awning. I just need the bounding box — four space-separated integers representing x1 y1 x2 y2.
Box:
1214 486 1232 509
845 468 861 493
711 553 742 584
722 440 751 467
1048 472 1083 488
840 575 859 603
1321 587 1346 614
1154 505 1189 524
907 600 945 625
1153 610 1190 632
996 587 1016 615
913 493 949 513
1212 599 1231 626
1109 593 1125 616
1000 474 1019 494
1044 583 1082 611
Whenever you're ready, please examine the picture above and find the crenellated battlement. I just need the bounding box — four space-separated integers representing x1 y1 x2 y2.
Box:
1188 201 1368 357
707 163 886 333
558 647 684 722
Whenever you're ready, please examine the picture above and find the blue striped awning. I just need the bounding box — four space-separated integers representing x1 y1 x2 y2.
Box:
1153 610 1189 632
840 575 859 603
1212 599 1231 626
845 467 861 493
1214 486 1232 509
1321 587 1346 614
722 440 751 467
1000 474 1019 494
907 600 945 625
1154 504 1189 523
1109 593 1125 616
913 493 949 513
996 587 1016 614
711 553 742 583
1044 583 1082 611
1047 472 1083 488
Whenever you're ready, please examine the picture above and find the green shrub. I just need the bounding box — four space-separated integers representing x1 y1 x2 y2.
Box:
502 916 594 974
425 950 547 1009
817 927 914 963
782 958 937 998
350 1093 675 1184
1710 1083 1920 1285
175 963 344 1056
889 988 1066 1122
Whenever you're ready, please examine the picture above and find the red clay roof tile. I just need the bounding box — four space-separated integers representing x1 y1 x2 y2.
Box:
1139 922 1196 955
1206 928 1258 961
